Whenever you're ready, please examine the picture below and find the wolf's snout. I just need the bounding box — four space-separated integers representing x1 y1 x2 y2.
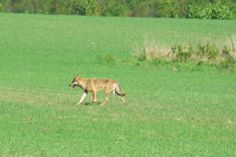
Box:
69 83 74 88
69 83 76 88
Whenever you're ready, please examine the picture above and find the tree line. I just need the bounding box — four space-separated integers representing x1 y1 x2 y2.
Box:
0 0 235 19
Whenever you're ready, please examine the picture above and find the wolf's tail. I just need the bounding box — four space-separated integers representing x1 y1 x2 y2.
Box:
114 83 125 97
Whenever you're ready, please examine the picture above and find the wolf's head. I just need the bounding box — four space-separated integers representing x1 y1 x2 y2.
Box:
69 76 80 88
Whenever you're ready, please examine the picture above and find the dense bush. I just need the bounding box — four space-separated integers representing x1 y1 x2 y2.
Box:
188 2 232 19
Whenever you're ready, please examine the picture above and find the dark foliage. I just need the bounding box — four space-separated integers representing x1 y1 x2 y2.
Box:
0 0 235 19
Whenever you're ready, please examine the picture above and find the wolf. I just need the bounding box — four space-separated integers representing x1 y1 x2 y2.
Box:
69 76 125 106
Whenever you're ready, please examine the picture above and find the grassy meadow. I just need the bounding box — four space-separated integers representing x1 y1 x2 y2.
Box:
0 13 236 156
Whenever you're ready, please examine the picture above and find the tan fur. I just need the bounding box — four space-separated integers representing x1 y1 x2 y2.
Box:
69 76 125 106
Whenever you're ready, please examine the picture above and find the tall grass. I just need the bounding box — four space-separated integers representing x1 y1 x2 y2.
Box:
133 36 236 69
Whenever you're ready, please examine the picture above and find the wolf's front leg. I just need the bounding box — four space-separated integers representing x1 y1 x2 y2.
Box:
76 91 87 105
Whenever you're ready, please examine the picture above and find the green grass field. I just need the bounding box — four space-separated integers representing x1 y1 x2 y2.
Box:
0 13 236 157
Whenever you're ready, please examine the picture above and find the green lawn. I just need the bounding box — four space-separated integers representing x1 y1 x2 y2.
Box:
0 13 236 157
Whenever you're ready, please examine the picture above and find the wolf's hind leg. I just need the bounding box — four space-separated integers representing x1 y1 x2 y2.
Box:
118 96 126 104
92 90 98 103
101 91 111 106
